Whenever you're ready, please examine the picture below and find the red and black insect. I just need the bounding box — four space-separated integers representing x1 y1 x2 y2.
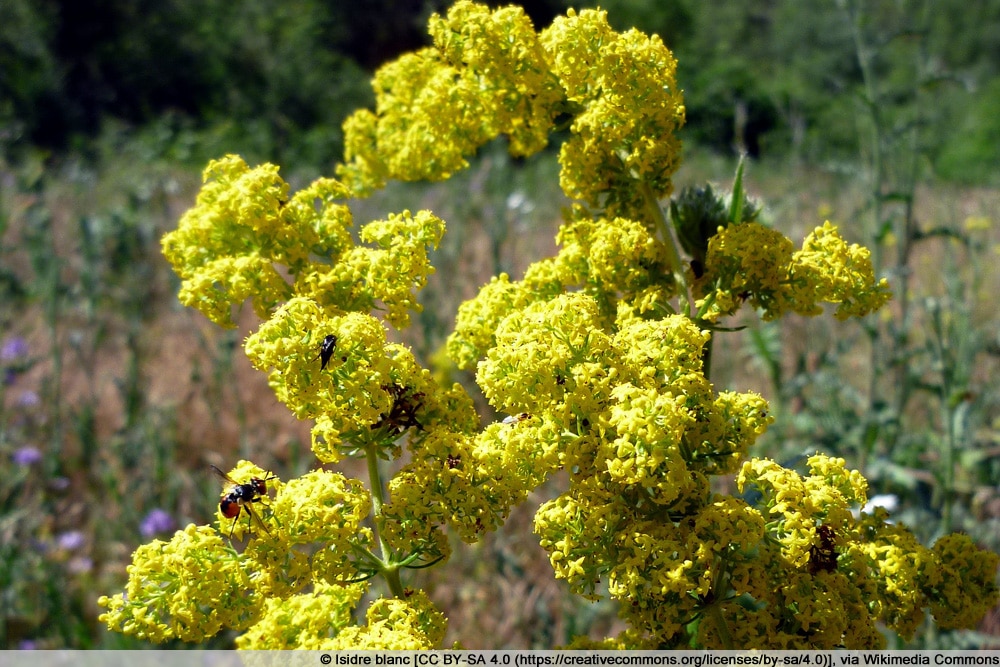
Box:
808 523 839 574
372 383 424 433
210 465 275 540
314 334 338 370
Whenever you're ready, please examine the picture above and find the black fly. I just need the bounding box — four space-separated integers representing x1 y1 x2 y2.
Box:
314 334 338 370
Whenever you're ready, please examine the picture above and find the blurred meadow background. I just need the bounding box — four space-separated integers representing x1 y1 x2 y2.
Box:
2 0 1000 649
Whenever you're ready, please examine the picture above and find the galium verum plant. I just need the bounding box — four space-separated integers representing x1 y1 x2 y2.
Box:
98 1 998 649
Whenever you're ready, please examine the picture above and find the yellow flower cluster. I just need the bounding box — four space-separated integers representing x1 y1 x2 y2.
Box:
162 155 443 330
162 156 310 327
386 429 526 545
792 222 893 319
428 3 562 159
853 513 1000 639
555 217 670 293
235 586 446 650
338 1 683 219
739 456 867 569
235 582 365 650
99 462 382 643
723 456 997 647
854 512 936 638
339 1 561 192
98 524 257 643
543 10 684 217
448 215 674 369
698 221 892 321
928 533 1000 630
325 590 448 650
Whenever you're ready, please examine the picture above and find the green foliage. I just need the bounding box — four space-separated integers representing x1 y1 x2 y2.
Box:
3 0 999 181
0 0 59 146
935 78 1000 184
0 0 373 167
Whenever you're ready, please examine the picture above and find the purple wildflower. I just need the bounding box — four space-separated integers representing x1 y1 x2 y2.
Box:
2 336 30 385
17 390 40 408
140 508 176 538
57 530 86 551
12 446 43 466
1 336 28 361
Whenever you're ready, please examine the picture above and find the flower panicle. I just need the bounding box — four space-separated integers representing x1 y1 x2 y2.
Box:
107 0 997 652
696 220 892 322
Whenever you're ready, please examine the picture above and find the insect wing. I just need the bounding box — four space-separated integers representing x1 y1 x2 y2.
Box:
210 464 277 540
243 502 271 536
209 464 240 488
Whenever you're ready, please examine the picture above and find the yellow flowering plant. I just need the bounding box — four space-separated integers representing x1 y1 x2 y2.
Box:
99 1 997 649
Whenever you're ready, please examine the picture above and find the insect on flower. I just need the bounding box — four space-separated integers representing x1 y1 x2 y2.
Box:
374 383 424 433
808 523 839 574
314 334 338 370
502 412 530 425
210 465 275 540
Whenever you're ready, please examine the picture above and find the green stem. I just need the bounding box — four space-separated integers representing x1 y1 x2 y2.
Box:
702 336 714 381
365 443 385 517
365 442 405 598
847 0 892 471
639 180 694 318
929 305 956 534
706 604 734 650
46 263 64 460
705 554 734 649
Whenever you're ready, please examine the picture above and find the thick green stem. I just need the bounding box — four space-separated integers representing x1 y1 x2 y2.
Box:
706 604 734 650
365 442 405 598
